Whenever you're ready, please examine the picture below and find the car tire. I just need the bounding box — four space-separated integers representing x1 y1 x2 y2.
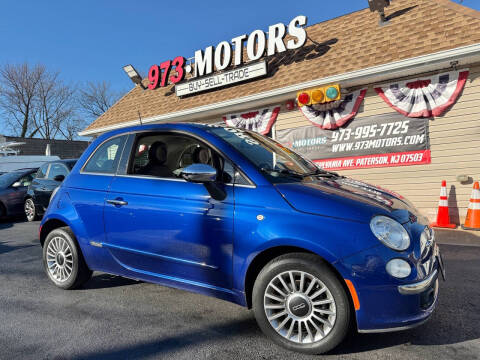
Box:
24 198 37 222
0 202 6 218
252 253 351 355
42 227 92 290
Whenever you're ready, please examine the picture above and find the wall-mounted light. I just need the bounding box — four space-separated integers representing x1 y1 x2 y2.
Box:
123 64 146 89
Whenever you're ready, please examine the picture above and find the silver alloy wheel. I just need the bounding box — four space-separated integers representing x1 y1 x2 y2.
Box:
264 270 337 344
25 199 35 221
46 236 74 282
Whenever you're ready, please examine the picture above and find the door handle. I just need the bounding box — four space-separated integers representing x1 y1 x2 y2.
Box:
106 199 128 206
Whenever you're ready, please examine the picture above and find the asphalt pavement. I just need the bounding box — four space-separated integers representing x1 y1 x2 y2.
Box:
1 220 479 360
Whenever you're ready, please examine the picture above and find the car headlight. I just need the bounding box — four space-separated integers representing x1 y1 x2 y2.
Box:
370 215 410 251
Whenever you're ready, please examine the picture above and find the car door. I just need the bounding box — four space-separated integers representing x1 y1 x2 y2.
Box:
103 131 235 291
31 163 50 208
38 162 68 210
9 172 34 214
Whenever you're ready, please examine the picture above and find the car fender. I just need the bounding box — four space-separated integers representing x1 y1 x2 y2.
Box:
40 191 104 269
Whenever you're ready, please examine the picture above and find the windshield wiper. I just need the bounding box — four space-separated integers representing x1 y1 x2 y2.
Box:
301 169 341 178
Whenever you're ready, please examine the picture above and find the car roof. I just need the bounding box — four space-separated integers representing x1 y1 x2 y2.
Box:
45 159 78 164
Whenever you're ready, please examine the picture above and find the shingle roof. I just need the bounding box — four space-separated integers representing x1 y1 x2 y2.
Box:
84 0 480 133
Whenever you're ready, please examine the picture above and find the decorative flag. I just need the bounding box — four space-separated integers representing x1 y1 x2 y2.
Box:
299 89 367 130
223 106 281 135
374 70 469 118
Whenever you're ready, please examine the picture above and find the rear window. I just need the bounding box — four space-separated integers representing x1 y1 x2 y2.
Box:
36 164 49 179
83 136 126 174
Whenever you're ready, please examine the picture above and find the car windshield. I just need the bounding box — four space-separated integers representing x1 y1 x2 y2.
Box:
0 171 22 189
205 126 323 182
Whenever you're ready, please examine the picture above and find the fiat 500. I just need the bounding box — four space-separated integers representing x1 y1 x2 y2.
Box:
40 123 444 354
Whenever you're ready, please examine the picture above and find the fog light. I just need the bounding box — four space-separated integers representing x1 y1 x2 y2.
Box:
386 259 411 278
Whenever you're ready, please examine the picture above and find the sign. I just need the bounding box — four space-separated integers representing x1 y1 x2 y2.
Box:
276 112 431 170
147 15 308 93
176 61 267 96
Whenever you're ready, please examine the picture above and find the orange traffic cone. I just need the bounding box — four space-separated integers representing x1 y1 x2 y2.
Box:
462 182 480 231
431 180 456 228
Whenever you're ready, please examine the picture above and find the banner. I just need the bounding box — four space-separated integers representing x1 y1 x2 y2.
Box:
223 106 280 135
374 70 468 118
276 112 430 170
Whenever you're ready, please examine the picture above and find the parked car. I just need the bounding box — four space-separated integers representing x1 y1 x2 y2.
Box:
0 168 37 219
39 124 444 354
25 159 77 221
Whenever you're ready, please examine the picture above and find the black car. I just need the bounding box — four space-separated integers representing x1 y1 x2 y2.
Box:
0 168 37 219
24 159 77 221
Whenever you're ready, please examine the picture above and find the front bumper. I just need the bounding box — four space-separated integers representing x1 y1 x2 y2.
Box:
338 242 444 333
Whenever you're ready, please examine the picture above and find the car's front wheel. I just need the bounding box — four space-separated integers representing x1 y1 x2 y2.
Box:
252 253 351 355
42 227 92 289
24 198 37 222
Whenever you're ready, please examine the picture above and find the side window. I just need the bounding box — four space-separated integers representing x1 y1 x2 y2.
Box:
128 132 233 183
47 163 69 180
83 136 126 174
19 173 34 187
36 164 49 179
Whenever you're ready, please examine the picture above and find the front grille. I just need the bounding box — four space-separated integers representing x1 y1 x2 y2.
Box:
419 226 435 277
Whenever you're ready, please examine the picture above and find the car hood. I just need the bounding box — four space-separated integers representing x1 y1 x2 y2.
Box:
274 176 427 224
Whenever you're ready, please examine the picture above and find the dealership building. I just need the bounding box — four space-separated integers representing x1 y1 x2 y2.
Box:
81 0 480 225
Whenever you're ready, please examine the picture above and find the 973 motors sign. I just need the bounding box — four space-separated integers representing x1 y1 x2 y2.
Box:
277 112 431 170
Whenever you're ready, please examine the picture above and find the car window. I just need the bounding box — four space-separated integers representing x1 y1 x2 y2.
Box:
0 171 22 189
36 164 49 179
83 136 126 174
48 163 69 180
205 126 321 183
128 132 233 183
18 173 34 187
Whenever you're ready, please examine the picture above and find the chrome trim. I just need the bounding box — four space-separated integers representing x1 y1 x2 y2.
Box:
358 317 430 333
116 174 187 182
106 199 128 206
398 269 438 295
103 242 219 269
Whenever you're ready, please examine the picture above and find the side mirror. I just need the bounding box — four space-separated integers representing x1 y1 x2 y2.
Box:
11 181 22 188
53 174 65 182
180 164 217 183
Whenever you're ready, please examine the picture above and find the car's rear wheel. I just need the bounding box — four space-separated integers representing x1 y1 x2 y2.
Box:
42 227 92 289
252 253 351 355
0 202 6 218
24 198 37 222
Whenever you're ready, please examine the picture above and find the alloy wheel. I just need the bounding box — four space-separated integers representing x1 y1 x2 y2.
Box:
46 236 74 282
263 270 337 344
24 199 35 221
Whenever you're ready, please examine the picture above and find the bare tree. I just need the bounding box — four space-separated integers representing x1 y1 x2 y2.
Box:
32 71 76 140
78 81 122 120
0 63 46 137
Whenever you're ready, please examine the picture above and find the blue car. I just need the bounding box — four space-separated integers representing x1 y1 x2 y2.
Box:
40 123 444 354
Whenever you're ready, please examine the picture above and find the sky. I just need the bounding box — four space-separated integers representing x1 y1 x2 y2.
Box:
1 0 479 135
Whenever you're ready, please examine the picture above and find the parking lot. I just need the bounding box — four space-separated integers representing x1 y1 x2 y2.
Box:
1 220 479 360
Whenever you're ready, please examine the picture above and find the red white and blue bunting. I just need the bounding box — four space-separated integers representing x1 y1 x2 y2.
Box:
223 106 280 135
374 70 469 118
299 89 367 130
